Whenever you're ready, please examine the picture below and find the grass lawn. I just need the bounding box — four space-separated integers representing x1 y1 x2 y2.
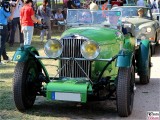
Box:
0 34 70 120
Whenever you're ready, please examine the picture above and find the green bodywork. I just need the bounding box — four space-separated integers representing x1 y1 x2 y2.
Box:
46 79 92 102
136 40 150 75
12 45 50 81
13 25 150 102
44 26 135 101
12 45 39 62
12 26 136 102
61 27 134 80
61 27 124 44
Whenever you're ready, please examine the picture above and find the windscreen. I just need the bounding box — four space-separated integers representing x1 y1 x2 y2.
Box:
66 9 122 26
112 7 151 18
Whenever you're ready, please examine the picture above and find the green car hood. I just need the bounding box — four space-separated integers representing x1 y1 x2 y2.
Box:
61 27 123 44
125 18 155 28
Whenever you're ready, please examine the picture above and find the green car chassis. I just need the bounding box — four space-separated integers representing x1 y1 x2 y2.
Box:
12 10 151 117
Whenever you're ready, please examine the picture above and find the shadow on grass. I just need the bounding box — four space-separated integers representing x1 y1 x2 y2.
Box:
0 77 159 119
26 100 118 119
20 77 159 119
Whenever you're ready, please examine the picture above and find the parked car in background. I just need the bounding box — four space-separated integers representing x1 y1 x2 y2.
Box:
112 6 160 55
12 9 151 117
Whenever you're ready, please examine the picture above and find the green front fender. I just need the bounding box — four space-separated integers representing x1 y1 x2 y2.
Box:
12 45 50 81
116 50 134 67
12 45 39 62
136 40 150 74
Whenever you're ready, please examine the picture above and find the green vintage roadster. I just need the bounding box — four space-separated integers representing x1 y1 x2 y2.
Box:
112 6 160 55
12 10 151 117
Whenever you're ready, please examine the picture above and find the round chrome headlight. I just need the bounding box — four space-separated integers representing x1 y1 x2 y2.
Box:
44 39 63 58
146 27 152 33
81 41 100 60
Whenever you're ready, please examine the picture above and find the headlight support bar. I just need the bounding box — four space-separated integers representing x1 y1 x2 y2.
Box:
52 59 71 80
96 55 118 84
35 55 113 61
54 58 93 84
35 55 116 85
73 58 93 84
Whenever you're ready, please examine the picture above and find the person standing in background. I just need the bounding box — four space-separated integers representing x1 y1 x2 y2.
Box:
55 8 64 21
72 0 81 8
20 0 41 45
62 8 67 20
158 0 160 11
67 0 77 9
150 0 159 12
63 0 68 8
0 1 14 64
137 0 145 6
32 0 37 11
55 8 64 31
90 1 98 10
102 0 108 10
9 0 24 47
37 0 51 41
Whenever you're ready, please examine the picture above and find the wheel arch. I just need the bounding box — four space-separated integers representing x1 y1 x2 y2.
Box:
12 45 39 62
116 50 135 67
136 40 151 75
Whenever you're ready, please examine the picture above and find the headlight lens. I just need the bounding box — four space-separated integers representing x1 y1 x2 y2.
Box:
141 27 152 34
81 41 100 59
146 27 152 33
44 39 63 58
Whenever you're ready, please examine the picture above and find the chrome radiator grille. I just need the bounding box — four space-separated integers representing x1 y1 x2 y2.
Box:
60 37 91 78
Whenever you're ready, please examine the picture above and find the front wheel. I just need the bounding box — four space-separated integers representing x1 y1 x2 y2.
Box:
13 60 39 111
116 66 135 117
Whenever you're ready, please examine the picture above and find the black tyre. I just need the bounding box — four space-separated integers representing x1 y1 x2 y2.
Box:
155 33 159 46
151 45 155 56
117 66 135 117
13 60 39 111
140 48 151 84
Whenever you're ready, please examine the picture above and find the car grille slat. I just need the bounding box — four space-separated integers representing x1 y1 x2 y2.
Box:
60 37 90 78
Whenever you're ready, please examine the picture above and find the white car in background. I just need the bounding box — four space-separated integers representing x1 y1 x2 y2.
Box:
112 6 160 55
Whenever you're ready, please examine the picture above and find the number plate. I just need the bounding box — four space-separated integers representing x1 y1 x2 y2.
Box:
51 92 81 102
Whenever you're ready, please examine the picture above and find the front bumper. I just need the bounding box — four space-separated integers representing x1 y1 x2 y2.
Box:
45 79 92 103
